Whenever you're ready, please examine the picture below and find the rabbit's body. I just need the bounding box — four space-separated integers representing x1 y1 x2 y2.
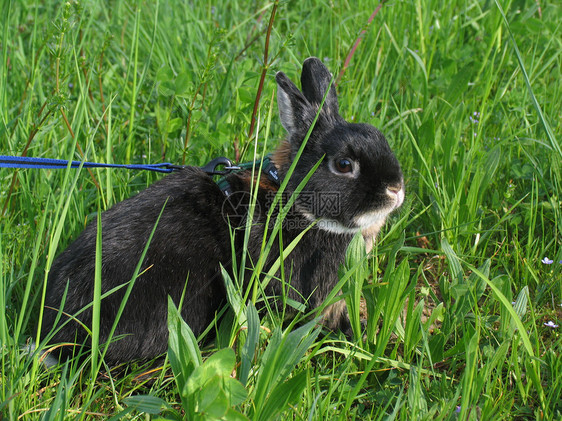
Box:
44 167 231 362
41 58 404 364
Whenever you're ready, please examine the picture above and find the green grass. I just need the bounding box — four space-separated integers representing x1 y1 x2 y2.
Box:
1 0 561 419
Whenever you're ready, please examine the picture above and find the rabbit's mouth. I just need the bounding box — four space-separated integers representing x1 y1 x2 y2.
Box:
352 185 405 229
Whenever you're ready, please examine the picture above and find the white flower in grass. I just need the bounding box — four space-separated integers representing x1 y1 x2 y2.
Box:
544 321 559 328
541 257 554 264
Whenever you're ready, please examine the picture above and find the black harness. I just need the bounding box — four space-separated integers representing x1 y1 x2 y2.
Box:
203 155 280 196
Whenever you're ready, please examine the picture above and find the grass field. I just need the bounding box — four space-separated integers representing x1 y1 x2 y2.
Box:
1 0 561 419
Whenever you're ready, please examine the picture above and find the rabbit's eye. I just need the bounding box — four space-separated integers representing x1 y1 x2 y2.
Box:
334 158 353 174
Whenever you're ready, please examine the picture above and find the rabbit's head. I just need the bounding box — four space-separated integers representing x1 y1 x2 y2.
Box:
274 57 404 234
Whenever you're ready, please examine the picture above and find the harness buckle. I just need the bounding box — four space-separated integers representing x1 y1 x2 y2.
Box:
201 157 241 175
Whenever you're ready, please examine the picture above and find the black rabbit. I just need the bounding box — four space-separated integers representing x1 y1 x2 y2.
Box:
40 57 404 364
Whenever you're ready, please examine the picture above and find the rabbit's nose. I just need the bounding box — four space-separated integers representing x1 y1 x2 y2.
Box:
386 184 405 208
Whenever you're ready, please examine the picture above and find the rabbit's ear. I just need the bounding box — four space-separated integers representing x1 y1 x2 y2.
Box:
276 71 315 136
300 57 340 118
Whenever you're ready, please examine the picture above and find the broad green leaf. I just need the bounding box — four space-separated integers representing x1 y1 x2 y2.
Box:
465 263 535 358
167 117 183 133
445 64 472 107
340 232 368 342
510 286 529 335
253 321 320 417
257 370 308 421
174 72 191 95
156 66 174 82
198 376 225 417
223 409 250 421
441 238 463 284
186 348 235 396
240 303 260 386
167 296 202 411
222 377 248 407
404 299 424 358
158 80 175 97
222 265 245 325
123 395 168 415
417 117 435 150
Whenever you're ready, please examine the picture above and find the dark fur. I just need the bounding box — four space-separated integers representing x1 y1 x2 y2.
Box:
40 58 404 364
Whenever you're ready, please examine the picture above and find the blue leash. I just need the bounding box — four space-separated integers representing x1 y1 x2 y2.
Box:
0 155 179 173
0 155 249 175
0 155 177 173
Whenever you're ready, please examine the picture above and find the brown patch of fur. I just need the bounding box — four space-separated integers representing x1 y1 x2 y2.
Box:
361 219 386 254
236 169 280 194
272 140 292 169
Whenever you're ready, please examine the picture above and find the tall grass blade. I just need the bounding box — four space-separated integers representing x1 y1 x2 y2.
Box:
90 201 102 378
494 0 561 159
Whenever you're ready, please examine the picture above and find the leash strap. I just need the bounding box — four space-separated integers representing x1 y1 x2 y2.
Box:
0 155 178 173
